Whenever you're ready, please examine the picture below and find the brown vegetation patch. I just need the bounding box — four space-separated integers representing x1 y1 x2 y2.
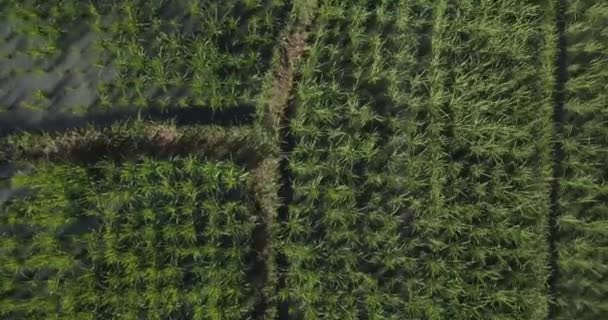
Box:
268 29 310 118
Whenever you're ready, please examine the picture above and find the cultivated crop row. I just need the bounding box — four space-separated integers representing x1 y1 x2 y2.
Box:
0 158 260 319
283 0 554 318
556 1 608 319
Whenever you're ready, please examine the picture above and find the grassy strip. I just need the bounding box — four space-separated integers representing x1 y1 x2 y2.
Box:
255 0 318 132
556 1 608 318
0 158 265 319
248 158 281 319
284 0 553 318
0 121 277 169
252 0 319 318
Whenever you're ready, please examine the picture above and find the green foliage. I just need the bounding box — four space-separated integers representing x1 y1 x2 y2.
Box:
0 0 289 112
283 0 553 318
556 1 608 318
98 0 289 110
0 158 259 319
1 1 606 318
293 0 318 25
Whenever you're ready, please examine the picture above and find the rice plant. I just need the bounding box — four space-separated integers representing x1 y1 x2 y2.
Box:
0 0 289 113
282 0 554 318
93 0 289 111
1 1 606 319
556 1 608 319
0 158 260 319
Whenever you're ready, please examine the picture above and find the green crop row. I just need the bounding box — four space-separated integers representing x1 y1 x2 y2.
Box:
0 158 264 319
405 1 555 318
556 1 608 319
0 0 289 112
282 0 554 319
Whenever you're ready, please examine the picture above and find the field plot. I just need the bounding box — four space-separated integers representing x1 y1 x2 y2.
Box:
1 0 608 319
400 1 555 318
0 0 288 115
0 0 289 318
0 110 281 319
556 0 608 318
0 158 269 319
282 0 553 319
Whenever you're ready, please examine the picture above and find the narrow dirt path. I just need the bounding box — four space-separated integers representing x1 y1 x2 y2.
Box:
274 27 310 320
261 3 319 319
267 29 309 120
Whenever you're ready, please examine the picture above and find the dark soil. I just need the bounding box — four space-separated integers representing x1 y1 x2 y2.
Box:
0 104 255 137
548 0 569 319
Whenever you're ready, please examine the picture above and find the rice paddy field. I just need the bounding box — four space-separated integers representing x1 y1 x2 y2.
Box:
0 0 606 319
